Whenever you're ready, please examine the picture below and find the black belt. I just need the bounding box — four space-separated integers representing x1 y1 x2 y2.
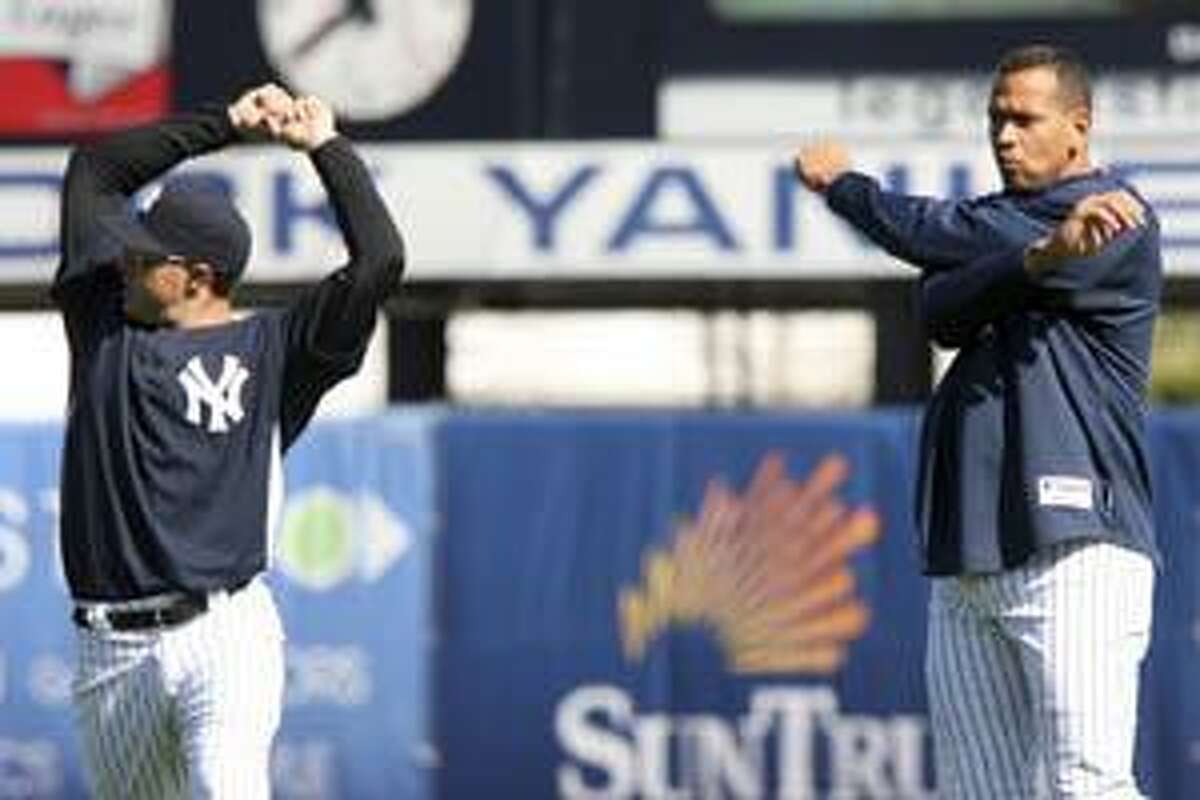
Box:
72 583 252 632
73 594 208 632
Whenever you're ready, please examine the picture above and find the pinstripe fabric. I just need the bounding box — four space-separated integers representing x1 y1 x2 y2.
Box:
72 578 285 799
266 427 285 571
926 539 1154 799
73 621 188 799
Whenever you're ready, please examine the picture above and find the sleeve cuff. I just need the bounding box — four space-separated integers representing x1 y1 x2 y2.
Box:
309 135 352 163
824 171 875 217
195 103 239 144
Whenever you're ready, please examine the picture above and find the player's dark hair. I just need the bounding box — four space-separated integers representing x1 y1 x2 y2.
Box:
210 273 235 299
994 44 1093 114
187 260 234 299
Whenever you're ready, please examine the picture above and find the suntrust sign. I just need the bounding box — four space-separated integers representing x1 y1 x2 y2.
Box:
556 684 934 799
1 137 1197 282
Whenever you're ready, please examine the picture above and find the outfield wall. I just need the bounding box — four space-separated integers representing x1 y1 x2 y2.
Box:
1 409 1197 799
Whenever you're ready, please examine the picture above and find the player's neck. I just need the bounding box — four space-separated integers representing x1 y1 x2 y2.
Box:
166 297 236 330
1058 145 1095 182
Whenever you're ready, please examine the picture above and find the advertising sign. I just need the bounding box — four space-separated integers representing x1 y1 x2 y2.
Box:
2 410 1200 797
0 0 171 137
2 139 1198 285
434 410 1200 800
660 74 1200 139
436 411 932 798
0 415 437 799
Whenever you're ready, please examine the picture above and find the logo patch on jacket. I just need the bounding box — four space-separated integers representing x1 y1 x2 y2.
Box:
1037 475 1093 511
177 355 250 433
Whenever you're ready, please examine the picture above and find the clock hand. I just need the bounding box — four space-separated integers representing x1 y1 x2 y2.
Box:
349 0 376 24
289 0 377 61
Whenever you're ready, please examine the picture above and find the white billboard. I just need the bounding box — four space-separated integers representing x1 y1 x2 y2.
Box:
0 0 169 98
660 74 1200 139
1 137 1198 283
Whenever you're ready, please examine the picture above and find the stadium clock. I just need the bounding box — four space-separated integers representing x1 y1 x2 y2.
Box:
256 0 473 122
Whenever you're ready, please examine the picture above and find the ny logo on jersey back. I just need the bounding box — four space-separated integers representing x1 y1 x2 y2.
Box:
177 355 250 434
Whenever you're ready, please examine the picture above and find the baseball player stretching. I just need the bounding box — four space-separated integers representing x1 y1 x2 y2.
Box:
796 45 1160 798
54 85 405 798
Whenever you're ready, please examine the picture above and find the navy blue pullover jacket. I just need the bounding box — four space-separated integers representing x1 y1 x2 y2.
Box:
826 170 1161 575
53 109 406 600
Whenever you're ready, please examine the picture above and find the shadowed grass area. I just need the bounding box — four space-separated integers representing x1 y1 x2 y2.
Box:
1151 310 1200 404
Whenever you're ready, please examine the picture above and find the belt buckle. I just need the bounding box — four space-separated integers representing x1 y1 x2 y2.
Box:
85 606 113 633
167 595 205 628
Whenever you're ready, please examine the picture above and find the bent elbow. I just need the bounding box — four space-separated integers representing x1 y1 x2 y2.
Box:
381 238 406 298
930 329 972 350
921 314 974 350
383 253 406 300
366 240 406 302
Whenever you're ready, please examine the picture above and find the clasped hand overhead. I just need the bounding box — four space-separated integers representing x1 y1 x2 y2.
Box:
227 83 338 152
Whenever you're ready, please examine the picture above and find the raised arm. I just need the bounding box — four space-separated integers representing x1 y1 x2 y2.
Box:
920 190 1152 348
54 85 293 295
794 141 996 272
279 96 406 359
275 97 406 447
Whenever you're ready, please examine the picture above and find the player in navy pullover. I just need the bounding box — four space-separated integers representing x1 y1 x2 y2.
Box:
796 45 1159 798
56 86 404 799
827 162 1160 576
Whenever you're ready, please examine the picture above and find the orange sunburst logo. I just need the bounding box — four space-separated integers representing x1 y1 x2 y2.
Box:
618 452 880 675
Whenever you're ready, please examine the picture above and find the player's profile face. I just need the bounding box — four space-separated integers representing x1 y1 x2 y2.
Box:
988 66 1088 192
121 251 191 324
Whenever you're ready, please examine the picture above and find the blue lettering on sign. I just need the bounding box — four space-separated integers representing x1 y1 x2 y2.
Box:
3 156 1200 276
947 163 973 200
273 172 337 253
486 164 599 251
884 165 909 195
609 167 738 252
773 166 801 251
0 173 60 258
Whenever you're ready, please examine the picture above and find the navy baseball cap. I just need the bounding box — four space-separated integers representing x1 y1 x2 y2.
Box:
99 175 252 284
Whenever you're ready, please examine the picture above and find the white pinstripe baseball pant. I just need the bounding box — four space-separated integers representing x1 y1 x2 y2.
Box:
71 577 285 800
926 539 1154 799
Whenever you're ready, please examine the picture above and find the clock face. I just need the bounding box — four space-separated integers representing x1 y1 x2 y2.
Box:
257 0 474 121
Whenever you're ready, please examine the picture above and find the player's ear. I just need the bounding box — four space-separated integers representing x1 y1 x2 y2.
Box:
1064 105 1090 162
1069 104 1091 138
185 262 216 297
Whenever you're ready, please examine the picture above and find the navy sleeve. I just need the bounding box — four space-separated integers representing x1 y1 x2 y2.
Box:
54 108 237 295
52 109 238 358
919 222 1153 348
1027 224 1151 295
825 172 996 272
919 247 1032 348
279 137 406 449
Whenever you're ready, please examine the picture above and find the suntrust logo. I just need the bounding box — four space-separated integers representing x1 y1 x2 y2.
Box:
556 684 934 799
618 452 879 675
